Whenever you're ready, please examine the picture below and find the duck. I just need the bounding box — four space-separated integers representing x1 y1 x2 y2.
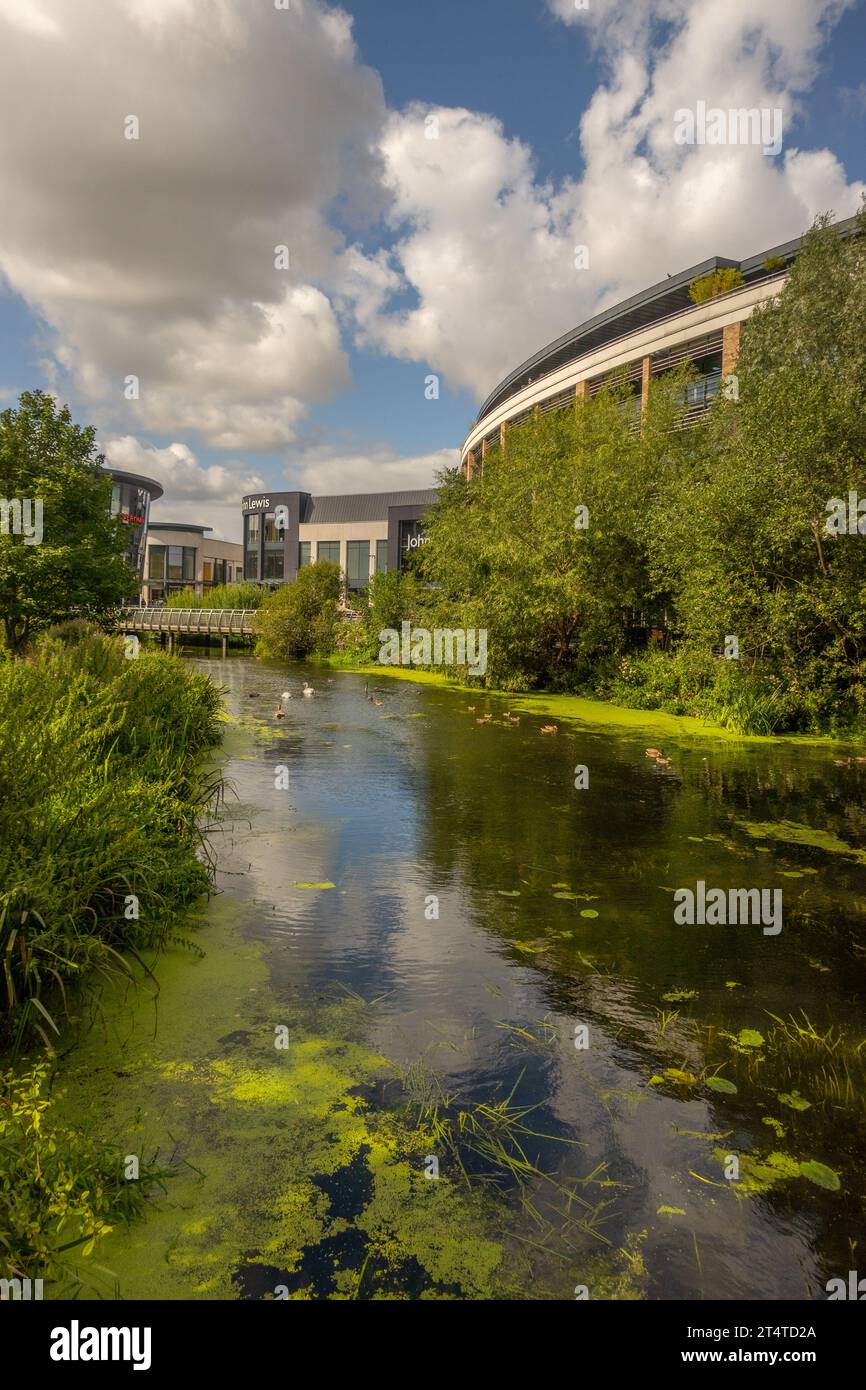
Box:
505 713 520 724
274 707 285 720
645 748 663 758
467 706 476 713
540 725 558 735
303 682 315 698
281 691 292 701
372 698 383 708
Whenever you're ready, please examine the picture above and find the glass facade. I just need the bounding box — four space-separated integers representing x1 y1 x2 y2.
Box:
346 541 370 592
375 539 388 574
109 479 152 574
298 541 311 568
317 541 340 565
147 544 196 600
245 513 261 580
263 512 285 580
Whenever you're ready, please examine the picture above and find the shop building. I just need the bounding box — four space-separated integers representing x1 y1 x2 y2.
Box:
241 489 438 590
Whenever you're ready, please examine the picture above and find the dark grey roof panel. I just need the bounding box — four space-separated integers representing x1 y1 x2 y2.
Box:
472 216 859 428
301 489 439 524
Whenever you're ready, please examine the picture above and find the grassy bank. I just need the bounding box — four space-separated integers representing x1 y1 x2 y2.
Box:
322 660 850 745
0 625 224 1290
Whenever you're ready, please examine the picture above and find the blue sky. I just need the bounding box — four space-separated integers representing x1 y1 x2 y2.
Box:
0 0 864 539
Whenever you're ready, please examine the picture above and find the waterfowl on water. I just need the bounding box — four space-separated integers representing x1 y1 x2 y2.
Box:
540 725 558 735
645 748 663 758
274 707 285 720
281 691 292 701
303 682 315 697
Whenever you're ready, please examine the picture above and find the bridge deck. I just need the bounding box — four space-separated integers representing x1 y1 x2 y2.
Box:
118 608 256 636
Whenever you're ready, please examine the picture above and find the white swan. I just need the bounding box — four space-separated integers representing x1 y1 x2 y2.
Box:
302 682 315 697
281 691 292 700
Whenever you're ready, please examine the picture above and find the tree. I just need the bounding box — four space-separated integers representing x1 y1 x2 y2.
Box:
0 391 136 653
255 561 342 659
653 203 866 724
420 384 667 688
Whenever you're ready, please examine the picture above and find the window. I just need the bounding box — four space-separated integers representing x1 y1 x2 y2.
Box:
203 560 213 584
346 541 370 592
149 546 166 580
264 550 285 580
264 513 286 545
298 541 311 569
376 540 388 574
245 513 261 580
317 541 340 565
166 546 196 583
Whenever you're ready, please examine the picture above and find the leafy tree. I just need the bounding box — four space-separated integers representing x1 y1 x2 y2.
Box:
653 203 866 725
255 561 342 659
420 382 673 688
0 391 136 652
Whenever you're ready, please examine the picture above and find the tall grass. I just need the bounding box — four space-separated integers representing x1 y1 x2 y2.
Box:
163 581 264 610
0 624 223 1051
0 625 223 1289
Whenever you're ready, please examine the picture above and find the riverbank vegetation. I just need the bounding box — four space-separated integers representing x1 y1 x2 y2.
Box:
163 580 264 610
259 210 865 736
0 625 223 1288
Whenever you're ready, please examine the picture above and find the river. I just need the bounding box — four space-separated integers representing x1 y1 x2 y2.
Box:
59 655 866 1300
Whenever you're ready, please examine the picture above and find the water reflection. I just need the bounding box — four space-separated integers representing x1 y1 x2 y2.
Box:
198 657 866 1300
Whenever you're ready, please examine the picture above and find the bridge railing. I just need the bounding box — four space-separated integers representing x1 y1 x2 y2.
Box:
118 608 256 636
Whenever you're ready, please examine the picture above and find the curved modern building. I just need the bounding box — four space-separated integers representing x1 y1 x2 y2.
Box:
105 467 163 576
461 218 857 474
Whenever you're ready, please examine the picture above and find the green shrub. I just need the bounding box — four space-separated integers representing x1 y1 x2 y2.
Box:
255 562 342 660
687 267 745 303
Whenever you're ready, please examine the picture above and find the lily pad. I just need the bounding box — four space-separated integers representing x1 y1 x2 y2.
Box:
736 1029 764 1049
778 1090 811 1112
553 891 578 900
580 909 599 919
798 1160 840 1191
293 881 335 890
497 890 521 897
706 1076 738 1095
657 1205 687 1216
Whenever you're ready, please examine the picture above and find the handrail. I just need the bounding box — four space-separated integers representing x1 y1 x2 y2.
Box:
117 607 256 636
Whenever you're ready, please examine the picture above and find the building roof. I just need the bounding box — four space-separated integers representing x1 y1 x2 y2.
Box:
300 489 439 524
105 466 165 502
472 215 859 427
148 521 212 535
